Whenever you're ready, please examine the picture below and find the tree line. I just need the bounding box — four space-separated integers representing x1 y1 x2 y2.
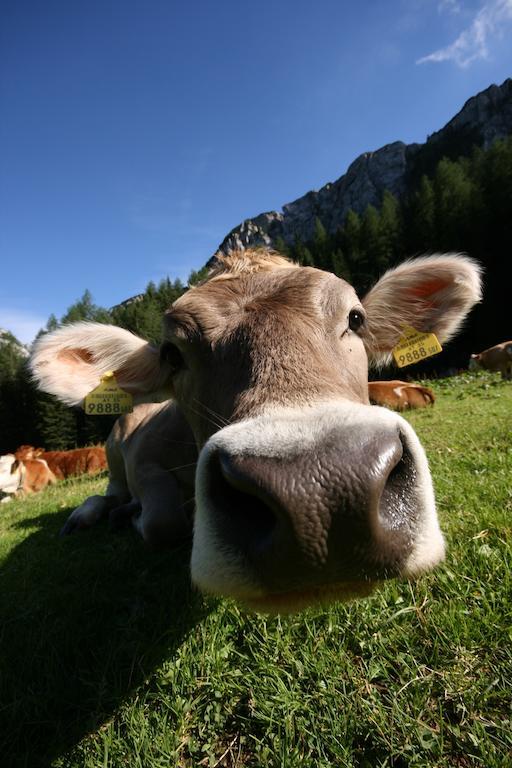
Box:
1 136 511 452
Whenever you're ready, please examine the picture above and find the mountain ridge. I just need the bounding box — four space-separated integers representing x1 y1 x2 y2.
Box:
215 78 512 256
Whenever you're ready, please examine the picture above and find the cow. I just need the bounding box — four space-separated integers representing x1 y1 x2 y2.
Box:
14 445 107 479
30 250 481 612
368 380 435 410
0 454 57 502
14 445 107 478
14 445 44 460
37 447 107 480
469 341 512 380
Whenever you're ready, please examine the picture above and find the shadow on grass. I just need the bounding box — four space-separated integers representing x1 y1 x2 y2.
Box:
0 506 208 768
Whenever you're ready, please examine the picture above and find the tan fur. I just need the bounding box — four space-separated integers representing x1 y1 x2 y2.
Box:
207 248 296 281
368 380 435 410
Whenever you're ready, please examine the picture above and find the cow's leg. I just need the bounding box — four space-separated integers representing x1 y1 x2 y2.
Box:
60 478 130 535
109 499 142 530
132 469 193 548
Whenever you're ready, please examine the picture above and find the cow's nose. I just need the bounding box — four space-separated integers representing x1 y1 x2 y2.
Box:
207 431 414 590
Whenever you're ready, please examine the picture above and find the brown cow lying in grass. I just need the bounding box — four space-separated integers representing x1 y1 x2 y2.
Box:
0 454 57 502
15 445 107 480
368 380 435 410
14 445 44 460
469 341 512 380
30 250 481 612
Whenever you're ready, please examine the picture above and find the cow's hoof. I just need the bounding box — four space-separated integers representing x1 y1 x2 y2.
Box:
109 500 141 531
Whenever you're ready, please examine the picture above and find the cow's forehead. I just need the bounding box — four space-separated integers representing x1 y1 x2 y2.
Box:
166 266 360 337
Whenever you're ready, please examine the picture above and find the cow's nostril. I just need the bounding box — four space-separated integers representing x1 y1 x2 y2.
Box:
374 438 417 559
209 450 277 552
378 438 416 531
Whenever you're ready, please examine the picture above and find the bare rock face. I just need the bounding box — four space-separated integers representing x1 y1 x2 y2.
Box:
219 142 413 253
428 78 512 150
216 78 512 256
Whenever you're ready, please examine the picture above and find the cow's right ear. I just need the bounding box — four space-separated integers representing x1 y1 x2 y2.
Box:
361 254 482 366
30 322 173 407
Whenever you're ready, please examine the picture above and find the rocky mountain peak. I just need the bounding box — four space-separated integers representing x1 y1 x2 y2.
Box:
216 78 511 257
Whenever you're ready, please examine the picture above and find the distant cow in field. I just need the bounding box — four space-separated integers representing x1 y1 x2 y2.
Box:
14 445 44 460
14 445 107 479
368 380 435 410
469 341 512 380
31 250 481 612
39 447 107 480
0 455 57 502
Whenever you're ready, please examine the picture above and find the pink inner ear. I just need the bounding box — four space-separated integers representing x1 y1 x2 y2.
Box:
57 348 95 365
408 278 448 299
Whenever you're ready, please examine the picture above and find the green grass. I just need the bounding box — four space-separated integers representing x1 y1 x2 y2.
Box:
1 372 510 768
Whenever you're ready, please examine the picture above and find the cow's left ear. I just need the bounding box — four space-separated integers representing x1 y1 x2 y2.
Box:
30 322 174 407
361 254 482 366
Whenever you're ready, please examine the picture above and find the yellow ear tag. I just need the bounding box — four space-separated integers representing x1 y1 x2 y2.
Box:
83 371 133 416
392 325 442 368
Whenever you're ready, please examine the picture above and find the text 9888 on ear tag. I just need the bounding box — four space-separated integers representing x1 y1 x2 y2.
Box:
392 326 442 368
83 372 133 416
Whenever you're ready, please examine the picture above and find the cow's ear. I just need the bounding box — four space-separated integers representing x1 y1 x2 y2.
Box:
30 322 173 407
361 254 482 366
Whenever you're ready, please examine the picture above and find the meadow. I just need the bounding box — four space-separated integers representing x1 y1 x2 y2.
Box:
0 372 510 768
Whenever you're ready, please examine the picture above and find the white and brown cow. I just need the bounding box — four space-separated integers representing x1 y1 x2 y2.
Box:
30 250 481 612
368 380 435 410
0 454 57 502
15 445 107 479
469 341 512 380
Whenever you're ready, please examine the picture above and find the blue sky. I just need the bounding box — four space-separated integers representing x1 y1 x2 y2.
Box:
1 0 511 343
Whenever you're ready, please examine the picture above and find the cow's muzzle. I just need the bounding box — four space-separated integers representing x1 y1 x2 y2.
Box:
191 403 445 611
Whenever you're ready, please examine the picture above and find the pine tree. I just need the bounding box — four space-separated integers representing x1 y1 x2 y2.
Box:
434 158 475 251
188 266 209 285
377 191 403 269
292 238 315 267
330 249 351 281
274 236 290 256
61 289 111 325
34 393 77 450
341 210 362 271
358 205 380 287
407 175 435 253
312 217 329 269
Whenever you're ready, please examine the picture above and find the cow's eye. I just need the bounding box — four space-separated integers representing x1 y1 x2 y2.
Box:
160 342 185 372
348 309 365 332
